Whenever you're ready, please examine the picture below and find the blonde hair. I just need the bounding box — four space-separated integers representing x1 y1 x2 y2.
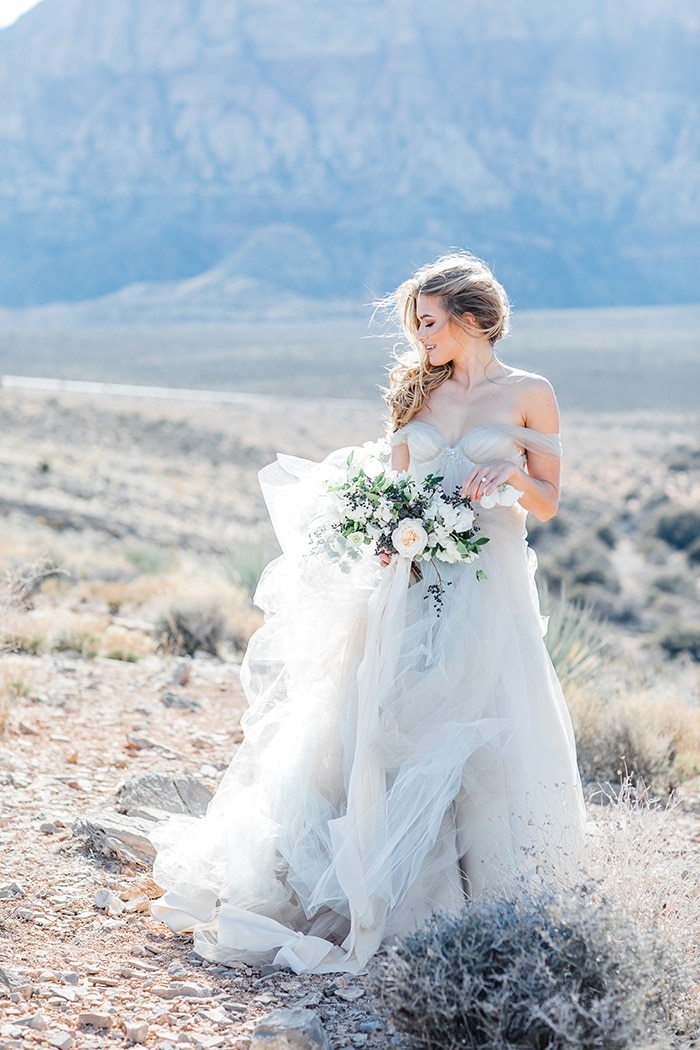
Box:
382 251 511 429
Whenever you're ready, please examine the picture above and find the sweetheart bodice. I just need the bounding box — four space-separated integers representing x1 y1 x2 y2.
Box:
391 419 561 493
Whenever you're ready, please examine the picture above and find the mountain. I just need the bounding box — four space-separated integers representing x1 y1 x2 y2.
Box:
0 0 698 310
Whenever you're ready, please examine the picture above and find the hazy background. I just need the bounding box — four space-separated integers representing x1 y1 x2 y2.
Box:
0 0 698 396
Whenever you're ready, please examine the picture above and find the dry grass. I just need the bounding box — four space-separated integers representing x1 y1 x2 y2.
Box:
568 664 700 795
0 657 37 733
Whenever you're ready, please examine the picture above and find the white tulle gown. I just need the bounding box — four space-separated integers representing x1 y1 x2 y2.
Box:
151 420 586 975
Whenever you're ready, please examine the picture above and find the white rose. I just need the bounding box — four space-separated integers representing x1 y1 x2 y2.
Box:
392 518 428 558
480 484 523 510
452 504 475 531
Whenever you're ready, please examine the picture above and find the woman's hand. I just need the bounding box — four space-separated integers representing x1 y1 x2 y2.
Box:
379 550 393 567
461 459 522 503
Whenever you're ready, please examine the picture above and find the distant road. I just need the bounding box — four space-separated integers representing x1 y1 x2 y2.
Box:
0 374 376 409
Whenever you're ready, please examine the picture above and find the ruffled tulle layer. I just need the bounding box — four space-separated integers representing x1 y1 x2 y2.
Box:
151 442 585 974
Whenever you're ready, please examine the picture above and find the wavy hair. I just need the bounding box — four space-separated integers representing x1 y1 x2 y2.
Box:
382 252 511 430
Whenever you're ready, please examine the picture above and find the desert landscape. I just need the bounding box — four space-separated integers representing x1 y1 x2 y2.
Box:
0 326 699 1048
2 1 698 1044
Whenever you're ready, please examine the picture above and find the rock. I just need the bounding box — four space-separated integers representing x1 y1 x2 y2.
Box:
289 992 322 1010
123 894 151 913
78 1011 112 1029
197 1007 232 1026
151 983 212 999
251 1008 330 1050
18 1011 47 1031
357 1020 383 1034
18 720 40 735
45 1030 74 1049
126 733 162 751
72 812 157 867
40 822 60 834
161 691 201 712
124 1019 150 1043
333 987 365 1003
0 966 23 990
116 772 212 817
94 888 125 914
0 882 25 899
223 1000 247 1014
170 659 192 686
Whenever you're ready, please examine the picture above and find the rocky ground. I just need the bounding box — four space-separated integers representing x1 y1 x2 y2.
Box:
1 387 699 1050
0 650 403 1050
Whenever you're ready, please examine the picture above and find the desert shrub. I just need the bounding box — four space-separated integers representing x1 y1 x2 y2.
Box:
651 573 693 597
2 632 44 656
544 540 621 601
105 649 140 663
541 587 609 691
0 665 36 734
223 543 272 596
4 556 72 610
379 886 693 1050
125 544 176 575
657 622 700 662
575 708 674 792
664 445 700 473
51 628 99 659
526 513 569 543
652 506 700 551
157 604 226 657
594 522 617 549
568 671 700 793
686 536 700 565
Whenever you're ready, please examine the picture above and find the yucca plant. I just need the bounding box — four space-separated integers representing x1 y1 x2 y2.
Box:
540 584 610 690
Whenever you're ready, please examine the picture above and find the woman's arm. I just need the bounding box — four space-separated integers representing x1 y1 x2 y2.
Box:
391 440 410 473
462 378 561 522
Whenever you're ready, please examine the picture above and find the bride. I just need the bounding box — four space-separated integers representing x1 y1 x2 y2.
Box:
151 252 586 975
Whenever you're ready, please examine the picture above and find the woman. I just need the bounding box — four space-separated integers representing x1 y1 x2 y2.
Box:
151 252 586 975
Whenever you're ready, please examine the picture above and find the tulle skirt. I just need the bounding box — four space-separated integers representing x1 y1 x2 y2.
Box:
151 451 586 974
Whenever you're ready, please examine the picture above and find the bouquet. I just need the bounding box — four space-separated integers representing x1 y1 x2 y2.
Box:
311 441 517 608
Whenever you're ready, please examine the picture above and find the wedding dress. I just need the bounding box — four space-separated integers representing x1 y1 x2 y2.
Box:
151 420 586 975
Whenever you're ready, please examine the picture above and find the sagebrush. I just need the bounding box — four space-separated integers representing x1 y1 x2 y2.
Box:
379 885 697 1050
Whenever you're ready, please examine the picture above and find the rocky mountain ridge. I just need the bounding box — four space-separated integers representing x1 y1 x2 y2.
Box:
0 0 698 309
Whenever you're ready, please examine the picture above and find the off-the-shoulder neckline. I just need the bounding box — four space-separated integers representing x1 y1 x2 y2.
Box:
398 418 558 449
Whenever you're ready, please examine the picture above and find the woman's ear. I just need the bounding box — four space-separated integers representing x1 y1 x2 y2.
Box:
460 312 479 329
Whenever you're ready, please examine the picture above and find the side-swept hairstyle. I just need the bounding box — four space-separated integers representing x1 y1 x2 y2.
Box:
383 252 511 429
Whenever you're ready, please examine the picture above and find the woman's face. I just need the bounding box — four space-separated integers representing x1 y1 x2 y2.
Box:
415 292 466 367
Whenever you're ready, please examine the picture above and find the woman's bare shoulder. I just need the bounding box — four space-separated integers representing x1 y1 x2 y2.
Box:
502 365 555 393
506 369 559 430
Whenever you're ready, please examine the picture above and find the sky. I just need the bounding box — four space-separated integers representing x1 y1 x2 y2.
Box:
0 0 44 28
